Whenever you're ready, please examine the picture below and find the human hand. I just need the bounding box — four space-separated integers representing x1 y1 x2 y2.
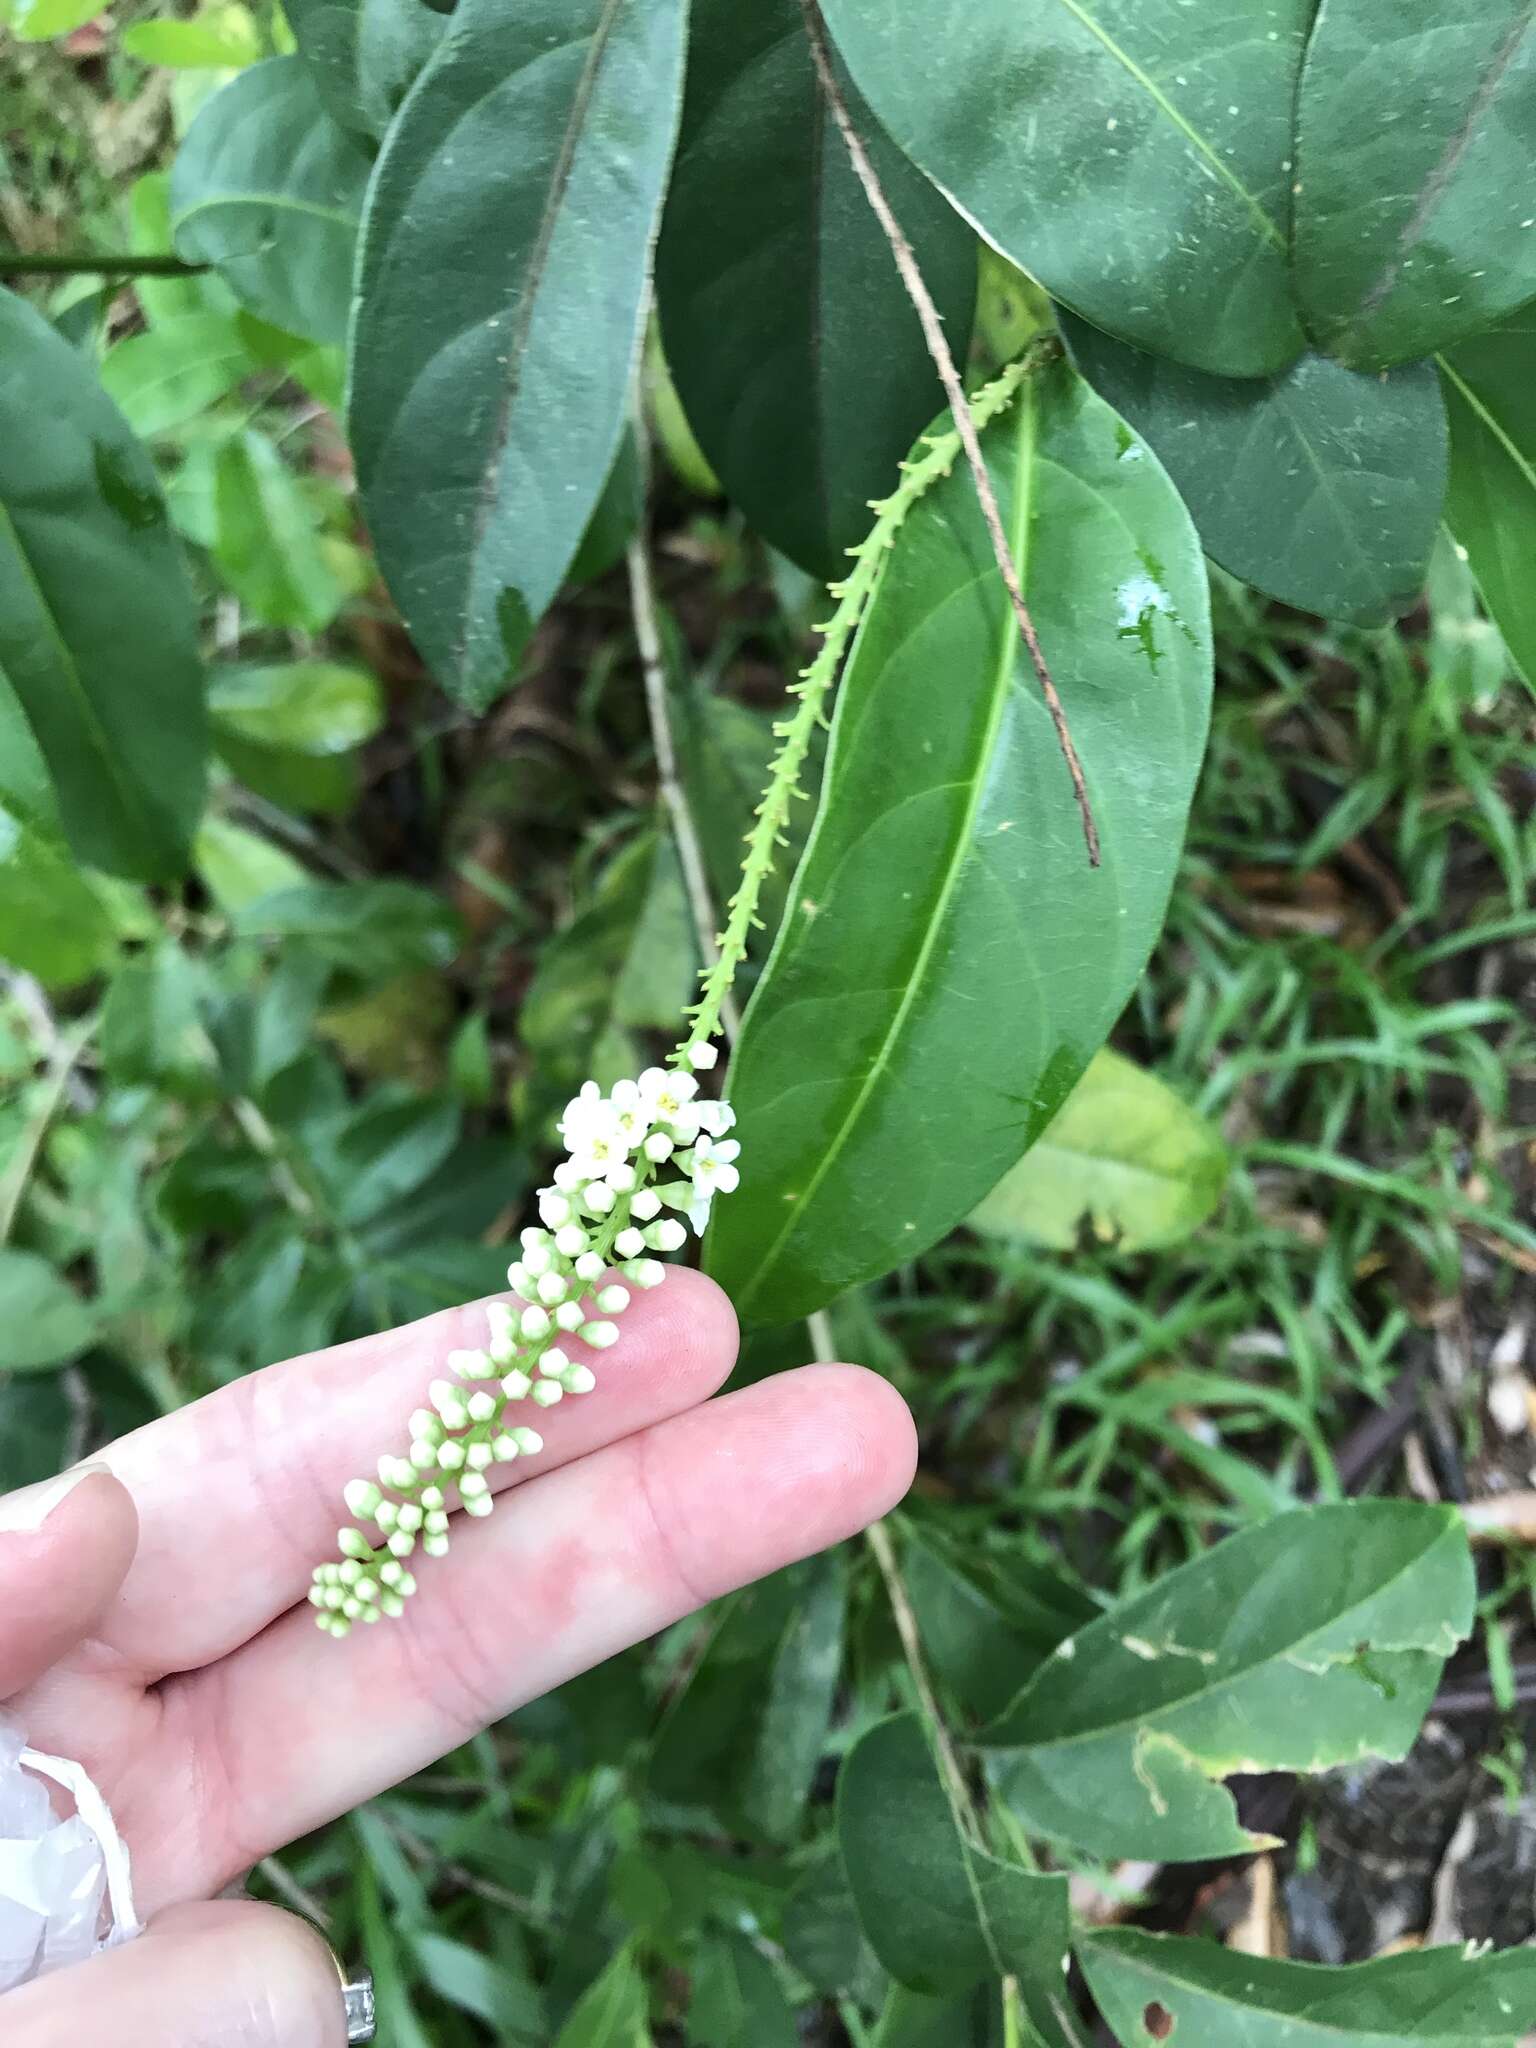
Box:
1 1271 915 2044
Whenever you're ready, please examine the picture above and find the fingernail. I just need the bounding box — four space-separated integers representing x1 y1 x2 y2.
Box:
0 1462 111 1534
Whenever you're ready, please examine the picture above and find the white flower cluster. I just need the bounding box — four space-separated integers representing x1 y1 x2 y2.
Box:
311 1045 738 1635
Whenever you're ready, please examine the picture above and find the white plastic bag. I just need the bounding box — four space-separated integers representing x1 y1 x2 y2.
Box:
0 1711 139 1993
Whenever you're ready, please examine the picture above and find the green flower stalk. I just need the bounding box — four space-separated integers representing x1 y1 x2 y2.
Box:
313 351 1042 1635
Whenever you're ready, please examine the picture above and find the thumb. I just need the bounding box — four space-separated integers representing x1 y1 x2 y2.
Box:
1 1900 349 2047
0 1466 138 1697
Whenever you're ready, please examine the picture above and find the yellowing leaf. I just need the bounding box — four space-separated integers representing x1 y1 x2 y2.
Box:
968 1049 1226 1253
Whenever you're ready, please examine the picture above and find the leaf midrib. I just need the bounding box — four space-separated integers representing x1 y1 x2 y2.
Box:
1087 1937 1515 2045
453 0 629 679
737 383 1040 1317
1049 0 1285 251
0 495 156 862
1439 355 1536 500
989 1514 1455 1754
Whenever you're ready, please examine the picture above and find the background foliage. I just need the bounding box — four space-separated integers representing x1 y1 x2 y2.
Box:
2 2 1535 2042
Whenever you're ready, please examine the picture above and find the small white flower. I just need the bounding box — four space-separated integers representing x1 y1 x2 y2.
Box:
630 1187 661 1221
607 1078 653 1148
685 1040 719 1071
554 1223 588 1258
532 1381 563 1407
554 1301 585 1332
638 1066 698 1122
695 1099 735 1138
574 1249 605 1281
614 1226 645 1260
501 1367 531 1400
691 1137 741 1199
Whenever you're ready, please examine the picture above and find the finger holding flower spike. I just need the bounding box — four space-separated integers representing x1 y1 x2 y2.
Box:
310 1039 737 1636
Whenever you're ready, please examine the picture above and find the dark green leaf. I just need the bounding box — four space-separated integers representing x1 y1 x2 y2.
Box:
0 1249 99 1371
0 805 119 990
1440 309 1536 694
1061 310 1447 623
568 430 643 588
968 1047 1227 1253
656 0 975 578
1293 1 1536 368
838 1713 1071 2037
782 1846 881 1998
901 1524 1096 1725
305 1091 461 1226
980 1502 1474 1862
100 313 255 438
233 880 463 979
349 0 688 704
284 0 447 139
819 0 1309 377
170 56 373 343
708 355 1212 1324
740 1550 846 1841
687 1932 798 2048
0 1373 73 1490
1081 1928 1536 2048
0 288 206 880
871 1986 996 2048
212 430 349 631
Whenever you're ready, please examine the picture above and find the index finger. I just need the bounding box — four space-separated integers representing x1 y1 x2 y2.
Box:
94 1270 738 1678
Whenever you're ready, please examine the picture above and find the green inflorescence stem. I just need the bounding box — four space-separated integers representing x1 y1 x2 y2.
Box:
672 348 1047 1065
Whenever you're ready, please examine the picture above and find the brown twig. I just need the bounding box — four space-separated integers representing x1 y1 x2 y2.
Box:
799 0 1100 868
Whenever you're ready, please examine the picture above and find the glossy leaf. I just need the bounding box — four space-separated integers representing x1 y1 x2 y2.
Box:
1294 0 1536 368
0 288 206 880
819 0 1309 378
170 56 373 343
284 0 447 139
1082 1928 1536 2048
980 1502 1474 1862
1061 310 1447 623
0 805 119 991
838 1713 1072 2038
969 1047 1227 1253
1440 309 1536 694
0 1250 99 1371
656 0 975 578
350 0 688 706
100 313 255 438
708 356 1212 1324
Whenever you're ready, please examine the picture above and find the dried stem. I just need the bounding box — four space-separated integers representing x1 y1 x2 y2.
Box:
799 0 1100 868
808 1309 985 1844
626 494 743 1043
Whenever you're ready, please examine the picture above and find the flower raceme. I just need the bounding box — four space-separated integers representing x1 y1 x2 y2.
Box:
309 1042 738 1635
